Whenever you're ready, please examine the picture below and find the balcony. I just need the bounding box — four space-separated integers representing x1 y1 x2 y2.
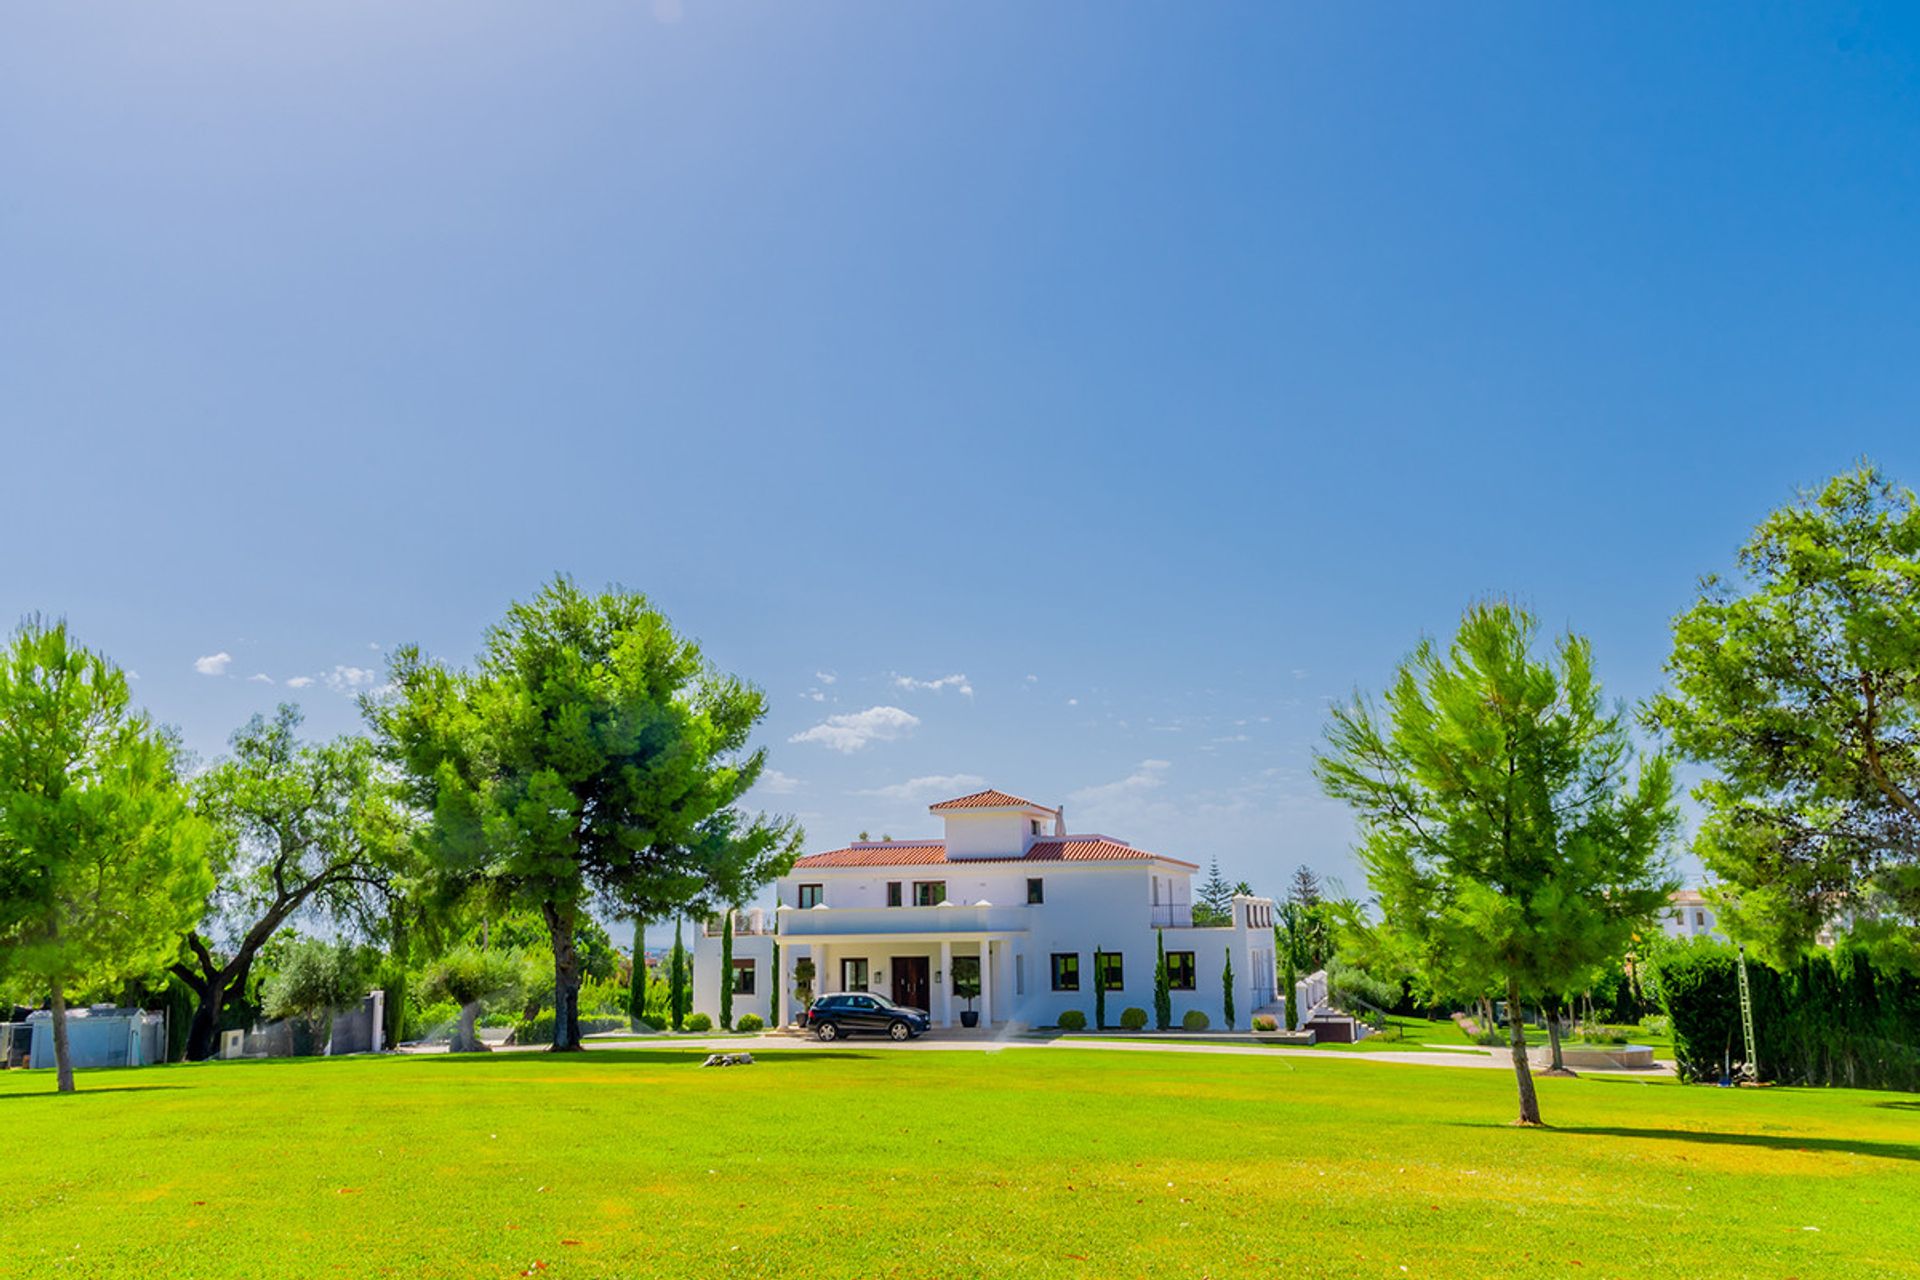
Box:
1150 903 1195 928
777 902 1031 938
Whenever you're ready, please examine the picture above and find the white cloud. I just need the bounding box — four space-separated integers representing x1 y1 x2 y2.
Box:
1025 674 1039 683
1069 759 1172 808
1067 697 1079 707
323 665 378 694
247 673 275 685
790 705 919 753
815 671 837 685
756 768 801 795
856 773 988 802
285 676 316 689
893 673 973 698
800 689 827 703
193 652 233 676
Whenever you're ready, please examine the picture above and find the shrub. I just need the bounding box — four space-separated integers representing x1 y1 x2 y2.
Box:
1182 1009 1211 1031
637 1014 666 1032
1252 1014 1278 1032
1057 1009 1087 1031
511 1014 627 1045
1119 1006 1148 1030
736 1013 764 1033
407 998 460 1042
685 1012 713 1033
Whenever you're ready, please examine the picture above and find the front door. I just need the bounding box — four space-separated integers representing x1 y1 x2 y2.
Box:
892 956 930 1012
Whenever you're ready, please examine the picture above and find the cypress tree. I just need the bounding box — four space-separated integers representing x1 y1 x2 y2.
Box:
1283 955 1299 1031
1153 930 1172 1030
719 910 735 1031
769 938 780 1028
669 921 688 1031
1094 947 1107 1031
1222 949 1236 1031
627 918 647 1031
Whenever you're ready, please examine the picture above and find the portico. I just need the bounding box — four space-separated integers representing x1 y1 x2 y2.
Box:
781 930 1021 1029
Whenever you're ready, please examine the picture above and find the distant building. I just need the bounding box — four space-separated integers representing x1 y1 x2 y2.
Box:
1662 888 1723 942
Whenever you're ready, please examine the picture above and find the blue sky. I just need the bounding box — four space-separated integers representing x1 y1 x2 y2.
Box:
6 4 1920 929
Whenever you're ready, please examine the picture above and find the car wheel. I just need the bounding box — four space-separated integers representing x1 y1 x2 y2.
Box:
888 1020 911 1041
816 1021 839 1042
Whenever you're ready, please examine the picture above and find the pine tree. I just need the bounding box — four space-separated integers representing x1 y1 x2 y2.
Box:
719 910 735 1031
1153 930 1172 1030
669 921 688 1031
1222 949 1236 1031
1195 859 1234 926
1288 865 1321 908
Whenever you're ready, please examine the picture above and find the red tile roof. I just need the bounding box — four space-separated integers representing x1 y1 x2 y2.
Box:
928 788 1055 812
792 837 1197 871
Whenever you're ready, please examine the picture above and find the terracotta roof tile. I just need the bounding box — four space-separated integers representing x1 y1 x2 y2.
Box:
927 788 1055 812
792 837 1197 871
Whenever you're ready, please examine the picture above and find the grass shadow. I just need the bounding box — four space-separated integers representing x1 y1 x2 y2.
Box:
402 1048 878 1067
1871 1099 1920 1113
1543 1123 1920 1164
0 1083 187 1101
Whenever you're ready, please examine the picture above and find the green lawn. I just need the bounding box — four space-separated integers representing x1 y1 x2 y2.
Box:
2 1048 1914 1278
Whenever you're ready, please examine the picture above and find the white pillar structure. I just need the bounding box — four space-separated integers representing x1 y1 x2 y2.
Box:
938 940 953 1028
979 940 993 1028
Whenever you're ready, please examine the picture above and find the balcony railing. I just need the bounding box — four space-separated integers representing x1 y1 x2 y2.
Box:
1150 903 1194 928
777 903 1031 937
703 911 776 937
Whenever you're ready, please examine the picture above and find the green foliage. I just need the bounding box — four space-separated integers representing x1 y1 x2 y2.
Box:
1193 859 1234 926
422 944 527 1052
369 576 802 1050
736 1013 764 1033
1221 949 1234 1031
1183 1009 1211 1031
1328 960 1400 1013
1282 952 1299 1030
1252 1014 1278 1032
1315 601 1679 1124
792 957 814 1010
1093 947 1107 1030
0 619 215 1092
669 921 688 1031
512 1013 627 1045
1647 939 1920 1089
685 1012 712 1033
1056 1009 1087 1031
1119 1006 1148 1030
1650 466 1920 966
261 936 370 1053
1152 930 1172 1030
627 919 647 1029
176 705 411 1062
952 956 981 1009
769 939 780 1027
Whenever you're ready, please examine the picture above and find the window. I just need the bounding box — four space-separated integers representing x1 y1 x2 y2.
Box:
1051 953 1080 991
848 995 877 1010
1031 819 1042 836
886 881 903 907
798 883 824 909
1166 951 1196 991
951 955 980 994
913 880 947 907
1095 951 1124 992
1695 910 1706 927
731 959 756 995
841 958 869 992
1027 877 1044 905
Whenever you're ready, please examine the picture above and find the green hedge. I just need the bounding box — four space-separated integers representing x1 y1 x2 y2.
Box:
1648 939 1920 1090
1057 1010 1087 1031
1119 1007 1148 1030
512 1013 628 1045
1182 1009 1211 1031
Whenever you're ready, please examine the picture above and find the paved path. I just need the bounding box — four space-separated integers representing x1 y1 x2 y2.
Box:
409 1030 1672 1076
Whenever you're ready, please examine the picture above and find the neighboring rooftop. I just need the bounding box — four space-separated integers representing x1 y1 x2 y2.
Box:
927 788 1056 813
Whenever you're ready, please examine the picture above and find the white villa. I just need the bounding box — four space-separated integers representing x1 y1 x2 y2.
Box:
691 788 1291 1032
1662 888 1724 942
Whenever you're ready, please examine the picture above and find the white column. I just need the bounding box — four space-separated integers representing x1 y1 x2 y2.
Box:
816 942 831 997
982 942 993 1026
939 940 953 1028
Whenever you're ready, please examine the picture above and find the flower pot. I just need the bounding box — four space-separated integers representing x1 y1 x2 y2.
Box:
959 1011 980 1028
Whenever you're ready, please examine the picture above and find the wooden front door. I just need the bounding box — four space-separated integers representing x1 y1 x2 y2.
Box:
892 956 930 1012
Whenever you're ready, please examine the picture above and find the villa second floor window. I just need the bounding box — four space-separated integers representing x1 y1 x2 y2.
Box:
1166 950 1196 991
1695 911 1706 926
1031 819 1043 836
731 959 756 995
1027 878 1044 904
1095 951 1124 992
798 883 824 909
1051 952 1079 991
887 881 903 907
913 880 946 906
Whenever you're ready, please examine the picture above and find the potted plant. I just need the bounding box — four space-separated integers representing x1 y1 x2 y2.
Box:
954 966 981 1028
792 958 815 1025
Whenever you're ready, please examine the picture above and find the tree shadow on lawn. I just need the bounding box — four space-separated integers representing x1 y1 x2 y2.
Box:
1510 1123 1920 1164
0 1084 187 1101
405 1049 877 1068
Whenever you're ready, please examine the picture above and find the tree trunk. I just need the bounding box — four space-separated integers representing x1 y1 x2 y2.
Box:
452 1002 488 1053
182 977 224 1062
49 977 75 1094
1541 999 1576 1077
1506 977 1542 1126
542 901 584 1052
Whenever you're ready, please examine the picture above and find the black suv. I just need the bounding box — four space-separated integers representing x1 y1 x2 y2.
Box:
804 993 931 1041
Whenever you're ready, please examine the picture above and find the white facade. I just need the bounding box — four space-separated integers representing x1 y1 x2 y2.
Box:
692 789 1284 1032
1661 888 1723 942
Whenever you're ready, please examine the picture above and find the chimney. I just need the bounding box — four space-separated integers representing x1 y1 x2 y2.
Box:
1053 804 1066 837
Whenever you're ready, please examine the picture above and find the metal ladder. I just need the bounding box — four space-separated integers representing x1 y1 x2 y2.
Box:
1736 944 1759 1083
